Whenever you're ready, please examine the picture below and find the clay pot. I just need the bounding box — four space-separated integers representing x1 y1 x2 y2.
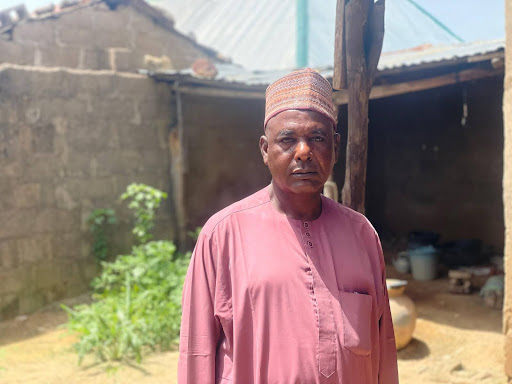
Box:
386 279 417 350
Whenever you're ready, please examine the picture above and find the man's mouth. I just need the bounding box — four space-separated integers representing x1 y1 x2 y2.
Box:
291 170 317 177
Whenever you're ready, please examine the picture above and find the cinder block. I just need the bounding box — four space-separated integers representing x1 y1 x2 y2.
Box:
59 178 117 201
0 40 35 65
18 291 45 314
113 49 137 72
29 208 81 235
55 185 79 210
118 122 160 150
81 48 110 70
0 209 32 239
14 183 41 208
0 293 19 320
95 150 143 177
55 6 94 29
31 262 60 290
30 123 54 154
13 20 55 46
51 232 83 261
39 44 81 68
0 177 16 210
66 120 119 152
0 239 19 269
92 6 132 38
22 154 63 182
0 270 24 293
17 234 53 264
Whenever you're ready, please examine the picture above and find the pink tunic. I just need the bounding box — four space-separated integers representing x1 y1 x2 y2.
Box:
178 187 398 384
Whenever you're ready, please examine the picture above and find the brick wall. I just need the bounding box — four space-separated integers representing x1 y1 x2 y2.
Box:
0 65 175 319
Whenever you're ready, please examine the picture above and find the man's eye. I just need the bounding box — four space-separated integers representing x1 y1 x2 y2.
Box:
281 138 294 143
312 137 324 142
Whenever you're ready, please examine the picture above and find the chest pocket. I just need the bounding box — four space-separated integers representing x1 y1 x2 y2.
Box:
338 291 373 356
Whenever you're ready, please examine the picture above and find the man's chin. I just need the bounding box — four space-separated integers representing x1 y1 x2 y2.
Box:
287 181 324 195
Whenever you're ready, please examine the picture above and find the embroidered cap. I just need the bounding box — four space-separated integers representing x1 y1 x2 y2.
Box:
264 68 337 130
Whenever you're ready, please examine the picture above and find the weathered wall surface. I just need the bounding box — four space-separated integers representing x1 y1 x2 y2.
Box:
0 65 174 319
0 2 212 71
360 77 504 249
182 95 270 228
503 0 512 377
181 79 505 253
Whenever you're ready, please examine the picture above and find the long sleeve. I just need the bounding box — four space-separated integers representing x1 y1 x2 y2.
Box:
178 232 225 384
378 286 399 383
375 235 399 384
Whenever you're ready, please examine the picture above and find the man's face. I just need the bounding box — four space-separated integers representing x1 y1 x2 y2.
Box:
260 109 340 195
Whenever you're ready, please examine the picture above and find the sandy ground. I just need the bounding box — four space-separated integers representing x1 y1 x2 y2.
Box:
0 271 506 384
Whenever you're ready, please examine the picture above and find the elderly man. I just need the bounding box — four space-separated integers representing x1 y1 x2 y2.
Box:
178 69 398 384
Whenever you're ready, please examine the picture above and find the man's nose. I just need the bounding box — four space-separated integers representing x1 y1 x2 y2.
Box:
295 140 312 161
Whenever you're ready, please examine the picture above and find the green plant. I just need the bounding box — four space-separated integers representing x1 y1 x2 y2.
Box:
63 241 190 364
86 208 117 263
121 184 167 244
64 183 194 364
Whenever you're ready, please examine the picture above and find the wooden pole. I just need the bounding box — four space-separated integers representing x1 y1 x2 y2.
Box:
333 0 347 90
503 0 512 377
339 0 385 213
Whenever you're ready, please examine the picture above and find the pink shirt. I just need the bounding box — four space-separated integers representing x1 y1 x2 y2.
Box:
178 187 398 384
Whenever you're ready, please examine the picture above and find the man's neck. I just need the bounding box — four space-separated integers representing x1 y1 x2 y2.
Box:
269 182 323 221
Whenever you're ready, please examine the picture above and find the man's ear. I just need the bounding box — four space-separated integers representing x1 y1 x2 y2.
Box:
259 135 269 166
333 132 341 163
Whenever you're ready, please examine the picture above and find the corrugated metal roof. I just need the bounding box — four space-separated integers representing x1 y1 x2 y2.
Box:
149 39 504 87
149 0 463 71
379 39 505 70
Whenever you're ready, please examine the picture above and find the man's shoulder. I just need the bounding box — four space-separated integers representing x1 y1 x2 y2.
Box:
202 187 271 236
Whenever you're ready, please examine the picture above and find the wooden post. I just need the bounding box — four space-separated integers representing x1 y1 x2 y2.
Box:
335 0 385 213
503 0 512 377
169 83 188 248
333 0 348 90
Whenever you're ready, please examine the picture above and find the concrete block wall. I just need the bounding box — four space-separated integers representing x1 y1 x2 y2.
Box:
0 65 175 319
0 2 212 72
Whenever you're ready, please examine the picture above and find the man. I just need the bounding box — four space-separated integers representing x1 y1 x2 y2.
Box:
178 69 399 383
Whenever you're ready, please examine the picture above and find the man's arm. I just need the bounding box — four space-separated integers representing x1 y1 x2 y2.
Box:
178 232 222 384
375 234 399 384
378 285 399 383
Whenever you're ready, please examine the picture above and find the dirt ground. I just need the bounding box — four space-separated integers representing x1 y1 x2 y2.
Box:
0 270 506 384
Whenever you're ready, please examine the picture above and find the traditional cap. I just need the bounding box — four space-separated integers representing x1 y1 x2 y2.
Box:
264 68 337 130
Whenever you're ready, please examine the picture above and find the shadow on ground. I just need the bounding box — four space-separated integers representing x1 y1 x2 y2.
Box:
397 338 430 360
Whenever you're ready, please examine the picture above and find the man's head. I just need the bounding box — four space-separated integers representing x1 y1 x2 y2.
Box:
260 69 340 195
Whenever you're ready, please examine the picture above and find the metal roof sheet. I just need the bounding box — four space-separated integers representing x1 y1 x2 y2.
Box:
149 39 505 87
378 39 505 70
150 0 464 70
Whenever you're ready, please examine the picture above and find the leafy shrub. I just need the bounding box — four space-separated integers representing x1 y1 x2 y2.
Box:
63 183 193 364
120 184 167 244
86 208 117 263
63 241 190 364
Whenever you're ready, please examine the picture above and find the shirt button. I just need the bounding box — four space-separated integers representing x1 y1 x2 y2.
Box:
307 241 313 247
305 232 311 237
304 222 309 228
